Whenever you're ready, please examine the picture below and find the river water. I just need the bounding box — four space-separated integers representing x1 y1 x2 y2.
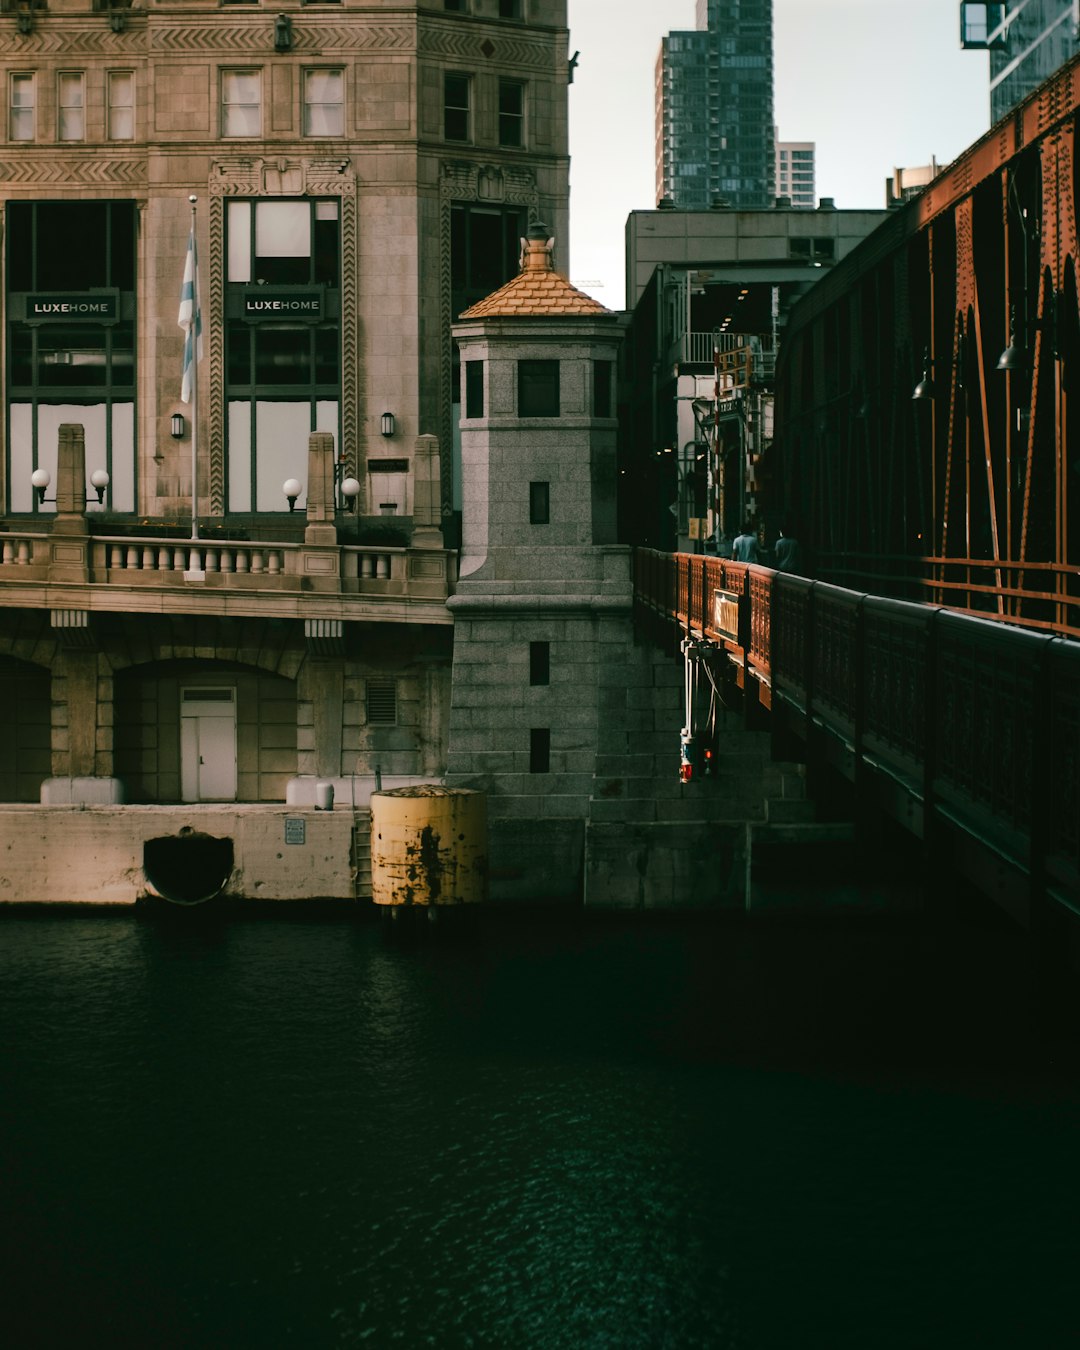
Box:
1 899 1078 1349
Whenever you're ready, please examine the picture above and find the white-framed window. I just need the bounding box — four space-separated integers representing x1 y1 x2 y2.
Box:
303 68 344 136
57 72 85 142
10 73 34 142
222 68 262 138
107 71 134 141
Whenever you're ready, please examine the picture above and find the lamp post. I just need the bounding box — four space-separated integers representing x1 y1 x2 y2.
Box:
31 467 110 509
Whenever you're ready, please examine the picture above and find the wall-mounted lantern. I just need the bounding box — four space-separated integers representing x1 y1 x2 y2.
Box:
171 413 185 439
380 412 396 438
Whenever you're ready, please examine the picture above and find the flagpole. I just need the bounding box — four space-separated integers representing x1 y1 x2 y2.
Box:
188 195 200 542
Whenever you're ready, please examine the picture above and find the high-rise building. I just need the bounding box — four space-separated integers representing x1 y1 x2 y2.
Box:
775 134 815 208
961 1 1079 123
656 0 774 210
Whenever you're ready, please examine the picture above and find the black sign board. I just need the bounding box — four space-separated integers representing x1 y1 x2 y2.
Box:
26 292 118 323
243 289 322 320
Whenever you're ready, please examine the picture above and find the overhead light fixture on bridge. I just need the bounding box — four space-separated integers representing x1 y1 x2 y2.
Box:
283 477 302 512
997 305 1024 372
912 348 935 401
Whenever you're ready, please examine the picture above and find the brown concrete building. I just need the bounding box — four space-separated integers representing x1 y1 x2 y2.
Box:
0 0 571 901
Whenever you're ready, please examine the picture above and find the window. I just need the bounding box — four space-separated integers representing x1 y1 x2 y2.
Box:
593 360 612 418
465 360 484 418
303 69 343 137
960 2 1006 49
519 360 559 417
499 0 522 16
224 198 341 512
444 0 467 10
498 79 524 148
107 71 134 141
366 679 398 725
529 641 550 686
227 198 339 286
6 201 138 515
529 728 550 774
57 73 84 141
444 72 470 142
529 481 549 525
9 73 33 142
450 203 526 314
222 69 261 138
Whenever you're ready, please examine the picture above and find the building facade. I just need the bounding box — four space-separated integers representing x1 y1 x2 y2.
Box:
774 134 814 208
655 0 774 211
961 0 1079 122
0 0 571 901
621 203 888 552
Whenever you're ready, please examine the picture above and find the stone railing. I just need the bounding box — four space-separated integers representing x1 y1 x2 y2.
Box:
0 528 452 607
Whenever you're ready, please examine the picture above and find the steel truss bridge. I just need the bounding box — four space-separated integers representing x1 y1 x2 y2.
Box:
769 53 1080 642
635 549 1080 940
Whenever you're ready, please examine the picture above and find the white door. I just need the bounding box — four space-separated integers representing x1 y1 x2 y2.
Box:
180 688 237 802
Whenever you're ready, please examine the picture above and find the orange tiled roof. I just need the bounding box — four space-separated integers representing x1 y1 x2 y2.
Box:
459 231 611 318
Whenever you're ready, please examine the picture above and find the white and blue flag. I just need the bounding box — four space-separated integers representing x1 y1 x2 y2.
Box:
178 225 203 404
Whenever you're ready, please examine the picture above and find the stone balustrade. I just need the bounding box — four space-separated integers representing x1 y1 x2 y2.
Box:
0 528 452 615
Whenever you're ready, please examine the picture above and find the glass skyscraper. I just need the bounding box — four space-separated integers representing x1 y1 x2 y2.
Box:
656 0 775 210
961 1 1080 123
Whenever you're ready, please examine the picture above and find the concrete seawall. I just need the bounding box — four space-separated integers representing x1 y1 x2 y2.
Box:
0 805 360 904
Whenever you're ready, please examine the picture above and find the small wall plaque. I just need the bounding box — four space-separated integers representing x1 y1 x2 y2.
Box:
285 817 306 845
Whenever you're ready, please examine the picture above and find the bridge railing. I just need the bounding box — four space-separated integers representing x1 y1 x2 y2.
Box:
633 547 1080 915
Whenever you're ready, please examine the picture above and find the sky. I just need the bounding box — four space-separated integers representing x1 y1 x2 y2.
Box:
566 0 992 309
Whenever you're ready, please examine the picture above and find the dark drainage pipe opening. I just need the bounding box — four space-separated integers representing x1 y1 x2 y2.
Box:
144 831 234 906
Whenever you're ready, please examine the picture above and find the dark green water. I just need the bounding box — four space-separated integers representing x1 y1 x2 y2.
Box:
1 901 1078 1349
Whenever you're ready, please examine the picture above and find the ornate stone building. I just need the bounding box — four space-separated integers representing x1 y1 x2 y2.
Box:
0 0 571 901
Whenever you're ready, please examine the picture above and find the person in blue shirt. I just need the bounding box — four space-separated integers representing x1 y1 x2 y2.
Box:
731 522 760 563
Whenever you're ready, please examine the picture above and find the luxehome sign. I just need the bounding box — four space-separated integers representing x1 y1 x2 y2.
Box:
27 293 118 321
243 290 322 318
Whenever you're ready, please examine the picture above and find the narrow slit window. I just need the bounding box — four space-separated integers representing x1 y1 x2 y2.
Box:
529 481 549 525
529 641 550 686
529 728 550 773
465 360 484 418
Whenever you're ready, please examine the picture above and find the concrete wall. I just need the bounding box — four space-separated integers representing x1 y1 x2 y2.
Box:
0 805 359 904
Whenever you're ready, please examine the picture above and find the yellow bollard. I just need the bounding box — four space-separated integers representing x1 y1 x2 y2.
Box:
370 786 488 907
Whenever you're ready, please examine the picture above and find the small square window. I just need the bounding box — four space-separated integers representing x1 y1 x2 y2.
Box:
518 359 559 417
499 0 522 16
529 481 549 525
529 641 550 686
465 360 484 418
529 728 550 773
445 0 467 10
